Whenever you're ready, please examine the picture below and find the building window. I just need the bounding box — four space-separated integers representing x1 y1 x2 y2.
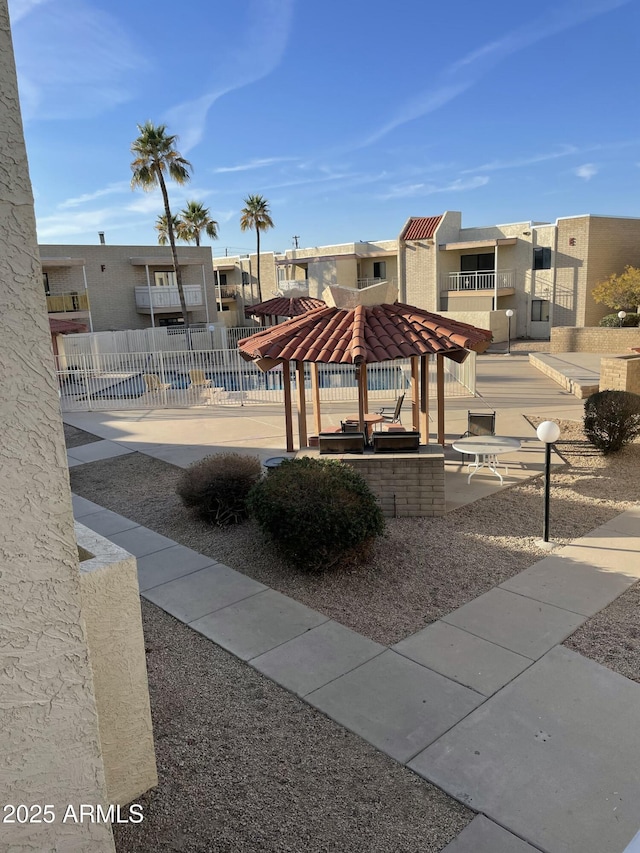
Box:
216 273 227 286
154 270 176 287
531 299 550 322
42 272 50 295
158 316 185 327
460 253 495 272
242 272 249 286
533 247 552 270
373 261 386 279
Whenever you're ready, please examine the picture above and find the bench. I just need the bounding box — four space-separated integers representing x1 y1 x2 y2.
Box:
318 432 366 454
372 430 420 453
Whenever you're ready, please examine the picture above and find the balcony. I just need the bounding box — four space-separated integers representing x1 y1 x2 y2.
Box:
47 291 90 313
135 285 203 313
277 279 309 294
216 285 239 300
440 270 515 293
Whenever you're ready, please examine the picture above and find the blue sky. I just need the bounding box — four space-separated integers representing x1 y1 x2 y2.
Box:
8 0 640 254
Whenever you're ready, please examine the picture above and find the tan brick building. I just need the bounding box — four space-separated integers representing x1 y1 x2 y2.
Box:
40 243 219 332
213 212 640 341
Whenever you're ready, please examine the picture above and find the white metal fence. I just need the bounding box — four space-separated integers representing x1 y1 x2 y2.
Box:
56 349 476 412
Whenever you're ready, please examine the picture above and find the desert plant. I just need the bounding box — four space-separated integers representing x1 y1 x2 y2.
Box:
247 457 384 570
583 390 640 454
598 312 640 327
176 453 262 525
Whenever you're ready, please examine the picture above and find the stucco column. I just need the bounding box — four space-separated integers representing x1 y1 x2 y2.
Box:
0 3 115 850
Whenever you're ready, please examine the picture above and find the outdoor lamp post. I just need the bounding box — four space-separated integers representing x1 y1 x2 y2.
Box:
618 310 627 328
536 420 561 544
505 309 514 355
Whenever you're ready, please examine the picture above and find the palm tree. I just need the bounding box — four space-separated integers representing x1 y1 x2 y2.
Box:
155 212 183 246
131 122 192 326
240 194 274 303
179 201 219 246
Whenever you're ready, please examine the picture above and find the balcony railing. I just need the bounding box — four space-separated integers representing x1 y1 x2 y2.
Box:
277 279 309 294
215 286 239 300
135 285 203 311
441 270 514 292
357 277 398 290
46 291 90 313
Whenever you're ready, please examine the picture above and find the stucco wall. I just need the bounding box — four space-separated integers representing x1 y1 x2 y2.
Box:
76 524 157 806
1 1 115 848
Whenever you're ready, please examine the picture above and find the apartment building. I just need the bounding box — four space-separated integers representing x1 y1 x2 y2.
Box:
213 212 640 340
39 243 219 332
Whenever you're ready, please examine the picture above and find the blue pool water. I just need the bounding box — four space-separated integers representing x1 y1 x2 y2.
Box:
82 364 409 400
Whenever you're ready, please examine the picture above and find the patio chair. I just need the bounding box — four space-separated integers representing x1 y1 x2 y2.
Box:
463 411 496 437
376 393 405 426
143 374 171 393
458 410 496 461
341 420 361 433
189 368 212 389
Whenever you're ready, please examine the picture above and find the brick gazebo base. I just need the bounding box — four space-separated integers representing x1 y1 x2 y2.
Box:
295 445 445 518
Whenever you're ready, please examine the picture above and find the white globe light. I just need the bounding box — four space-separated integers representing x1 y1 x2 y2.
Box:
506 309 514 318
618 311 627 319
537 420 561 444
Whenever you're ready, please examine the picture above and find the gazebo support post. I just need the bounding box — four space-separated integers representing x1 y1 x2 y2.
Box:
282 360 294 452
436 354 445 446
357 363 366 433
420 354 429 444
362 363 369 414
411 357 419 432
311 362 322 436
296 360 308 448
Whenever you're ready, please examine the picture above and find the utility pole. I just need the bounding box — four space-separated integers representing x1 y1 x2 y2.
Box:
292 235 300 249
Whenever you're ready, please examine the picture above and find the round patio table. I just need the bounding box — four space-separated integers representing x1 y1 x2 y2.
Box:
451 435 522 485
344 413 384 441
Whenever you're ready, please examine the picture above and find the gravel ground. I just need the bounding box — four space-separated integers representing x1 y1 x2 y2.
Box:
111 600 471 853
64 423 102 447
69 419 640 646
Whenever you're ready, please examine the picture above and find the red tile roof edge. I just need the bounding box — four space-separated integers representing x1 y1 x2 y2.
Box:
400 215 443 241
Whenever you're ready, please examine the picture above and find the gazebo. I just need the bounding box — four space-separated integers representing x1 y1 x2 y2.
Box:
238 286 493 452
244 295 325 327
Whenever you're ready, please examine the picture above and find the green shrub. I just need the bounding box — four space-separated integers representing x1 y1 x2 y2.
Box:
176 452 262 525
583 390 640 454
599 312 640 327
248 457 385 570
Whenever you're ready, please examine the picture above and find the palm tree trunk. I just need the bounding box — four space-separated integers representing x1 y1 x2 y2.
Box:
256 227 262 303
157 170 189 328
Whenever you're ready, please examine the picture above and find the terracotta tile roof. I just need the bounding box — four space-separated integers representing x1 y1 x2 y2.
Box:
401 216 443 241
244 296 325 319
49 318 89 334
238 302 492 365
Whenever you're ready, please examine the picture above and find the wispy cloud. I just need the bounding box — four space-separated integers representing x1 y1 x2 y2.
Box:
59 182 131 209
358 0 631 148
377 175 489 201
36 207 134 240
575 163 598 180
10 0 150 121
462 145 579 173
213 157 300 174
165 0 295 152
8 0 52 24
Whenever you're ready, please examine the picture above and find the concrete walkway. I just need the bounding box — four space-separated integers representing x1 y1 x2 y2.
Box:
72 451 640 853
